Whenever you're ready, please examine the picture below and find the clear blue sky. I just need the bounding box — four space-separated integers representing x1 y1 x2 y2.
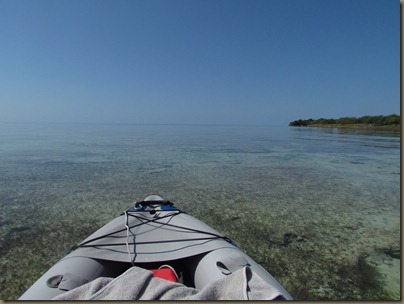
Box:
0 0 400 125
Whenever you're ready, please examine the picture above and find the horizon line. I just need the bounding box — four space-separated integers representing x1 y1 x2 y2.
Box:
0 121 285 127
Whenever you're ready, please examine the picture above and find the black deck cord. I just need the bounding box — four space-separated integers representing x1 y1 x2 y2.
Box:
77 212 233 248
68 210 232 253
67 211 183 253
76 236 230 248
130 214 231 241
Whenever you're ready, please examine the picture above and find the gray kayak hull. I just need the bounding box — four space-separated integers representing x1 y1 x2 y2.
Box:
19 195 293 300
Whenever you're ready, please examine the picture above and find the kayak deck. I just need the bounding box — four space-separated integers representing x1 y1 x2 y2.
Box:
19 195 293 300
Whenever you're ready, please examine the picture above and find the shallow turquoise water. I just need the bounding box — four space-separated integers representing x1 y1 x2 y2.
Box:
0 123 400 300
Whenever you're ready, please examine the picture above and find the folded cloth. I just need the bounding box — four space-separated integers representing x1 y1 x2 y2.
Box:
52 265 283 300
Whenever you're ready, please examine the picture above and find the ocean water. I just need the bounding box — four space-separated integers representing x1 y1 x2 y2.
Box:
0 122 400 300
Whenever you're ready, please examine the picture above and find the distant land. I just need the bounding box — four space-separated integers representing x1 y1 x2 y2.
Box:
289 114 401 131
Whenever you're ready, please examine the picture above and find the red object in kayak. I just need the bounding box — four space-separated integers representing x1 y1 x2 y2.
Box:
151 266 178 282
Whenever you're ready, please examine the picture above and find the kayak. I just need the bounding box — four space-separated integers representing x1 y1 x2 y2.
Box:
19 195 293 300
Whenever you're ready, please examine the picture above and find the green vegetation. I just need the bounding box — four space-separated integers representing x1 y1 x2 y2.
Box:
289 114 400 131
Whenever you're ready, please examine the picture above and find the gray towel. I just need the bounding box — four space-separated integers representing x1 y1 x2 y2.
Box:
52 265 283 300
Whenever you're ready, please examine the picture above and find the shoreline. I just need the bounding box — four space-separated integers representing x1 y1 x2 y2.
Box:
304 124 401 132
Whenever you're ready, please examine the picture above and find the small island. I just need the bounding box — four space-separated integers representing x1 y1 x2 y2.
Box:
289 114 400 131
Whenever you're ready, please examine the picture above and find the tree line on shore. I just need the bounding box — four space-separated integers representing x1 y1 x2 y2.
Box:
289 114 400 127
